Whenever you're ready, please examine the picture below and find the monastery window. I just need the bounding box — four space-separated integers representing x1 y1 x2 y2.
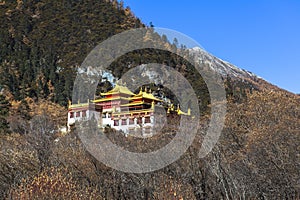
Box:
102 113 106 118
76 112 80 117
107 113 111 118
114 120 119 126
137 117 142 125
145 117 150 123
129 118 134 125
70 112 74 118
82 110 86 117
122 119 127 125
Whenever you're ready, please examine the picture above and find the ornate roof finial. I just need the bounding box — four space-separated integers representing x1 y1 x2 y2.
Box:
139 87 143 94
170 103 174 111
116 79 122 86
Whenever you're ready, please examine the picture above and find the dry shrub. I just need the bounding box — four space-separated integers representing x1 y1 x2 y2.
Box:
8 167 102 200
27 98 67 126
0 133 40 198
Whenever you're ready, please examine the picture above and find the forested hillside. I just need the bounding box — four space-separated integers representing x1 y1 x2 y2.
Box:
0 0 299 199
0 0 144 105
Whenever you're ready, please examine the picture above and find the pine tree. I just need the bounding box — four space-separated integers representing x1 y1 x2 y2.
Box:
0 94 10 133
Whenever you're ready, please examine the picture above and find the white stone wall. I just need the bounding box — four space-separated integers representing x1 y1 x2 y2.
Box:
111 115 155 136
67 109 101 130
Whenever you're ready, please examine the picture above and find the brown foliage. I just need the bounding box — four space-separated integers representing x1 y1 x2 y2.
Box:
0 133 39 198
0 90 299 199
8 167 102 200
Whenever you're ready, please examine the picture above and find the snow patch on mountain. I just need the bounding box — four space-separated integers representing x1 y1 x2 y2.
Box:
189 47 261 80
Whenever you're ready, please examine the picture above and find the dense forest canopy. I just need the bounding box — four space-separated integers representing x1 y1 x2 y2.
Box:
0 0 144 105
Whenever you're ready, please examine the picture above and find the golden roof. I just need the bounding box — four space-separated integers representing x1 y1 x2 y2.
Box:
68 102 89 109
100 84 135 96
177 109 188 115
130 90 162 102
177 107 191 116
92 96 129 103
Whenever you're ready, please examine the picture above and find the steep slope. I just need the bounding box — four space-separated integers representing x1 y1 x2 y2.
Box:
190 47 257 80
0 0 144 105
2 89 298 199
0 0 299 199
189 46 285 93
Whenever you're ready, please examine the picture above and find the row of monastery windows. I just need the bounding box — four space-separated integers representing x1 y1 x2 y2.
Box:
113 117 151 126
114 113 151 119
69 111 86 118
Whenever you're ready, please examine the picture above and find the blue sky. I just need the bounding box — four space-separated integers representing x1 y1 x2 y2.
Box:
122 0 300 94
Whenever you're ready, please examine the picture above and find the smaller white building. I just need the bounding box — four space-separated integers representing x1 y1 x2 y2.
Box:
67 100 101 130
